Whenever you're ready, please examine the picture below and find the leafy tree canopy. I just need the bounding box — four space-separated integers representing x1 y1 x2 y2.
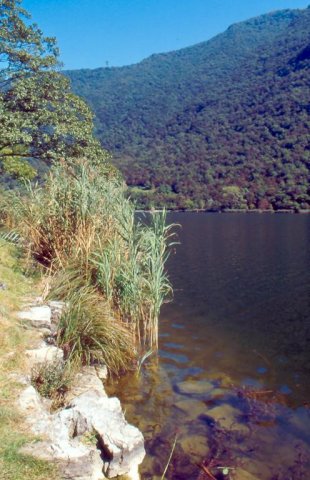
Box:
0 0 112 181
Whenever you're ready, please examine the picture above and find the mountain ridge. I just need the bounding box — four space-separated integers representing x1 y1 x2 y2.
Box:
66 7 310 210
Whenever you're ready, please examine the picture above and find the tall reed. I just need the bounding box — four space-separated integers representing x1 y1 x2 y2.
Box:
3 158 175 370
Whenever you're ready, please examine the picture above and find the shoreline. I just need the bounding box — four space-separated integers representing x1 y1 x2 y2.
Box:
0 243 145 480
135 208 310 214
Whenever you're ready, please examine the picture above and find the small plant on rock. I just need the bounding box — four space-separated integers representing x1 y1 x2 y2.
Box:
31 361 72 410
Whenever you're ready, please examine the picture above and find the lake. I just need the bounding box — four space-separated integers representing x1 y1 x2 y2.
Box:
108 213 310 479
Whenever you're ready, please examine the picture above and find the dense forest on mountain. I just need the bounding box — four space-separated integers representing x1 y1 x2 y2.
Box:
67 7 310 211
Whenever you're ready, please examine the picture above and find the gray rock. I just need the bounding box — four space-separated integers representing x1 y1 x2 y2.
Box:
25 344 63 368
17 305 52 329
66 367 107 403
179 433 210 461
17 369 145 480
71 392 145 478
17 385 51 421
49 300 66 324
95 365 108 381
21 439 105 480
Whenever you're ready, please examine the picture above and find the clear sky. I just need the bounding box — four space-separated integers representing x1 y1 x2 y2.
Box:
23 0 309 70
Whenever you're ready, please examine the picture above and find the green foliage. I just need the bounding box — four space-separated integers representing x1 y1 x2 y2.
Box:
0 0 112 180
2 156 37 180
67 7 310 211
31 361 72 409
92 209 175 348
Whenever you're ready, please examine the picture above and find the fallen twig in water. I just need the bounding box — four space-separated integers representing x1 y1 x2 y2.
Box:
198 463 218 480
160 433 178 480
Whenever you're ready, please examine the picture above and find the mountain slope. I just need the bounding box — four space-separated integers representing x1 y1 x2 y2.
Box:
67 7 310 210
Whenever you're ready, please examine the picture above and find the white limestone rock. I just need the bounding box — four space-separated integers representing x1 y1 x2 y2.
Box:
17 364 144 480
25 344 63 367
49 300 66 324
66 367 107 403
17 385 51 425
49 300 66 310
22 442 105 480
95 365 108 381
21 426 105 480
18 391 105 479
17 385 45 414
17 305 51 329
71 392 145 478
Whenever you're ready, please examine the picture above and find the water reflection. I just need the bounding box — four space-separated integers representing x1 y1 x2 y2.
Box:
108 213 310 479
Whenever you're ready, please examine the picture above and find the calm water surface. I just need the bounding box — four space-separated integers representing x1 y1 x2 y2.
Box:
108 213 310 479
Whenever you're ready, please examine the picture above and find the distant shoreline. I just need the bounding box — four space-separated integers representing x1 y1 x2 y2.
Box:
135 208 310 214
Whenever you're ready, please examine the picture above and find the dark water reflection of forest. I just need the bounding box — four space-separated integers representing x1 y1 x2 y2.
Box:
108 213 310 479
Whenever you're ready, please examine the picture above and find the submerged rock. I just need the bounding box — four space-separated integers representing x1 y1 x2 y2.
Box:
174 398 206 421
179 433 210 461
175 380 215 396
202 403 248 433
234 467 260 480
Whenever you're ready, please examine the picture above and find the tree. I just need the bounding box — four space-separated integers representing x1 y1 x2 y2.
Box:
0 0 111 179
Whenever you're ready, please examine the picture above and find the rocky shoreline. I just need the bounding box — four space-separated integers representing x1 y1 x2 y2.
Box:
13 298 145 480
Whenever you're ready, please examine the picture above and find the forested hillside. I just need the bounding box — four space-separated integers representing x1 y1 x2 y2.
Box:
67 7 310 210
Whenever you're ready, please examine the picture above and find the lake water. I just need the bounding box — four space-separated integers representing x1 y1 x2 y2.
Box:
108 213 310 480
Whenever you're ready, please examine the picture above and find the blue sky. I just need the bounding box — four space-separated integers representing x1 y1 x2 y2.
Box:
23 0 309 69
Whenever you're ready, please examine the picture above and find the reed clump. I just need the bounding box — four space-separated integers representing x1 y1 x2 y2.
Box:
2 158 175 372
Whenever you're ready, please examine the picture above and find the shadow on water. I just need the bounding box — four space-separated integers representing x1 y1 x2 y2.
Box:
107 213 310 479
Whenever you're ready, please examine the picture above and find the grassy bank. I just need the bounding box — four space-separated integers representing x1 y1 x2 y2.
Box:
1 158 174 374
0 241 58 480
